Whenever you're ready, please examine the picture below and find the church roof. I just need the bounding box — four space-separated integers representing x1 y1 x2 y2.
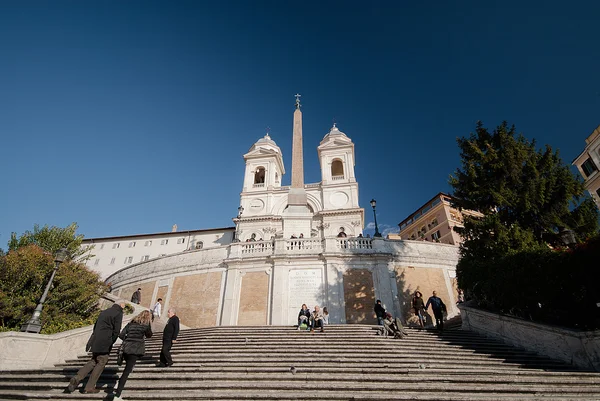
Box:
319 124 353 147
248 133 282 154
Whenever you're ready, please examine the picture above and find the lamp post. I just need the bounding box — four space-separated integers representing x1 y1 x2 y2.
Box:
21 248 69 333
233 206 244 242
370 199 382 237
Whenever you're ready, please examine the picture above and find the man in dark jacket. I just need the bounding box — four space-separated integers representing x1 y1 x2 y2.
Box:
66 300 125 394
158 308 180 367
131 288 141 304
425 291 447 331
374 299 386 326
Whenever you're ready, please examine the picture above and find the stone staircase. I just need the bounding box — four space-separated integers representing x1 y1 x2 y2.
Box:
0 325 599 400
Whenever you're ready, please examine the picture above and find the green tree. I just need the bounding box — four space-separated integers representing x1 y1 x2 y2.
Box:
7 223 91 261
0 245 106 333
449 121 598 310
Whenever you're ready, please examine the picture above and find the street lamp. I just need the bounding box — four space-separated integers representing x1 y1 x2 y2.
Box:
233 206 244 242
21 248 69 333
370 199 382 237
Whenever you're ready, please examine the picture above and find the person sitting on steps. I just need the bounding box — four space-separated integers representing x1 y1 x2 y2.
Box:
297 304 311 330
310 305 325 332
380 312 408 339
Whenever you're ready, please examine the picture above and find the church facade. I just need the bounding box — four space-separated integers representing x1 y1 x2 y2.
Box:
103 97 461 328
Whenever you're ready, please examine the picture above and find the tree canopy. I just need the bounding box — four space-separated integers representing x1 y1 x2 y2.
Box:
7 223 90 261
449 122 599 328
0 224 106 334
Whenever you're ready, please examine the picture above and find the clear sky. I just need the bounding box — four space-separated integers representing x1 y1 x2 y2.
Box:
1 1 599 245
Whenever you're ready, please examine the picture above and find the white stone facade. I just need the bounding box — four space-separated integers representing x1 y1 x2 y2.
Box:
237 124 363 242
88 101 463 327
81 228 235 279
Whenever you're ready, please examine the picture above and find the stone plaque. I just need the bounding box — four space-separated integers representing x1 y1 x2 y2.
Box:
288 269 324 324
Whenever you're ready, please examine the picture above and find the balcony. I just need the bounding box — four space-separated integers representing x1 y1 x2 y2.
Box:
228 237 381 259
331 175 345 181
253 183 265 188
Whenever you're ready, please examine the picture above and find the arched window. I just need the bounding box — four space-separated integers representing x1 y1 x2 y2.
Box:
254 167 266 184
331 159 344 178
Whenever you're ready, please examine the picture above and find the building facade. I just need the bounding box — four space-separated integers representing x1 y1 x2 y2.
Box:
573 125 600 209
398 193 481 245
98 97 462 328
81 227 235 279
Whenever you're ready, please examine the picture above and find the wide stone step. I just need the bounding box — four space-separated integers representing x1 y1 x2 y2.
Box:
2 379 600 397
2 366 598 377
2 389 600 401
1 371 598 385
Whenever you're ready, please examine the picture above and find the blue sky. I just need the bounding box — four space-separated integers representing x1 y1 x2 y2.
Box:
1 1 599 245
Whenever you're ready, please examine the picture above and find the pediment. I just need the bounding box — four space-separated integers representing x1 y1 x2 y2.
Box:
244 148 281 159
318 138 353 150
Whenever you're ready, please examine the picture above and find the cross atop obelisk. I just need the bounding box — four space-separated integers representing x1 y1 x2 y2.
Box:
290 94 305 190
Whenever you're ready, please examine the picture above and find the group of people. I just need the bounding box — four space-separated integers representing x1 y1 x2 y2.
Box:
66 296 180 400
297 304 329 332
375 290 449 335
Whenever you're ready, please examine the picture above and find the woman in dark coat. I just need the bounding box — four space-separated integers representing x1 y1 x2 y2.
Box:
412 291 426 329
113 310 152 401
297 304 311 330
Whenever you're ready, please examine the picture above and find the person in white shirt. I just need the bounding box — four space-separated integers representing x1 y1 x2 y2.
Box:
152 298 162 322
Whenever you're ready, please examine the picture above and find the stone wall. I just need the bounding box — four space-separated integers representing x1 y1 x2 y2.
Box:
120 280 156 309
170 271 223 328
343 269 376 324
460 304 600 372
105 238 460 327
238 271 269 326
0 294 145 371
394 265 453 326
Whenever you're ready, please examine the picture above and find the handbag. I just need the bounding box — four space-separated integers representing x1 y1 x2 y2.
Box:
117 344 124 366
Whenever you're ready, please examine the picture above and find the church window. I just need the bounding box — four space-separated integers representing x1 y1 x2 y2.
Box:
161 239 169 245
177 238 185 244
145 240 152 246
254 167 266 184
195 241 204 249
129 241 136 248
112 243 120 249
141 255 149 262
124 256 133 264
331 159 344 178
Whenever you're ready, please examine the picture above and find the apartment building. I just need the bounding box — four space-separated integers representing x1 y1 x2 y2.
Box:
573 124 600 210
398 192 481 245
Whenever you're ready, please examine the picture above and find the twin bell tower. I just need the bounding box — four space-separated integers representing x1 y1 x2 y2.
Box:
237 95 364 241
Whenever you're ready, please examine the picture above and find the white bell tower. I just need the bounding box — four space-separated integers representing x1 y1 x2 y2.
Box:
242 133 285 193
317 124 363 236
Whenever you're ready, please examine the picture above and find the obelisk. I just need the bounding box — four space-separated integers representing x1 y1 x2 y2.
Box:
283 94 312 237
288 94 307 205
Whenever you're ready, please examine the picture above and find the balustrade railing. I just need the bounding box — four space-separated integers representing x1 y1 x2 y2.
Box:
335 238 373 250
331 175 345 181
240 241 273 255
230 237 380 258
284 238 323 253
